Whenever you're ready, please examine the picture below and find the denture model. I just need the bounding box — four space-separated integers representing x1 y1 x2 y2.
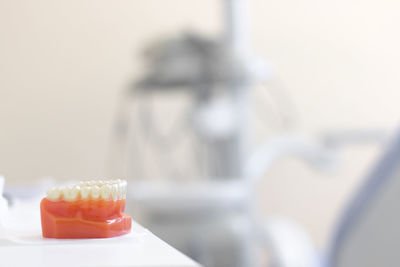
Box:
40 179 131 238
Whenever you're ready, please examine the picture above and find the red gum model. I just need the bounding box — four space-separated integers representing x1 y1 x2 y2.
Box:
40 180 132 239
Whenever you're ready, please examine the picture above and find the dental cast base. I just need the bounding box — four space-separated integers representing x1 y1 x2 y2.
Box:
40 179 131 238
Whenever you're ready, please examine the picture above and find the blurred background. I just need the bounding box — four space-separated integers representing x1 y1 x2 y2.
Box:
0 0 399 266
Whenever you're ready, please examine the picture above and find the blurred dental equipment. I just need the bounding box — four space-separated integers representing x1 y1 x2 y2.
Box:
265 130 400 267
328 131 400 267
108 0 388 267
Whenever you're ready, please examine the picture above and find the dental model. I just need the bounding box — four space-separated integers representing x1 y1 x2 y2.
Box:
40 179 131 238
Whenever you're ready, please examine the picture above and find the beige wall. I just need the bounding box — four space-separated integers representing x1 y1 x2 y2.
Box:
1 0 399 248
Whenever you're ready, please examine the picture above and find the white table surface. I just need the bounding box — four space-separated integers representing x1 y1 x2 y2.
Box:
0 197 200 267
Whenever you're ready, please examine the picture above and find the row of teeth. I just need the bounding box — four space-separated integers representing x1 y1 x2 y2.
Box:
46 179 127 202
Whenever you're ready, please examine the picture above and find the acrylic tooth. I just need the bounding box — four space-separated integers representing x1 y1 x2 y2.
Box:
100 185 111 200
46 187 61 201
121 180 127 198
80 186 91 199
60 186 67 199
91 185 101 199
79 181 88 187
110 184 119 200
63 186 79 201
117 184 123 199
46 179 128 202
73 186 81 198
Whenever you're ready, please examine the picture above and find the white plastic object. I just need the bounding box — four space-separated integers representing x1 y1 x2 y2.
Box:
259 218 319 267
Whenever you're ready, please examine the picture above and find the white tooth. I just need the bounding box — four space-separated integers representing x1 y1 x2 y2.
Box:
100 185 111 200
60 186 67 199
117 184 123 199
118 184 123 199
121 180 127 198
110 184 118 200
73 185 81 198
63 186 80 202
80 186 91 199
79 181 90 187
91 185 101 199
46 187 61 201
46 179 128 202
